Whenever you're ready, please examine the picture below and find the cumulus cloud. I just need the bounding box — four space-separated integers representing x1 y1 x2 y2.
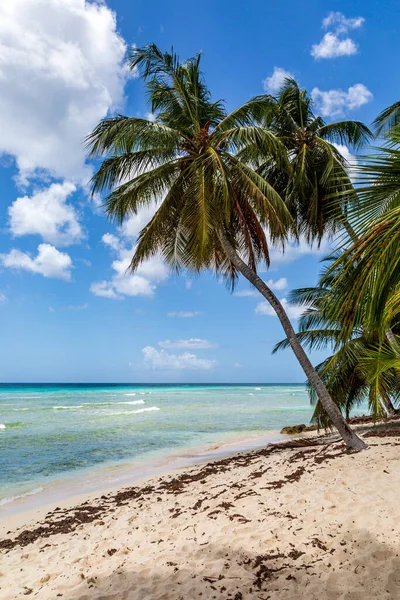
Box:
267 237 330 265
262 67 293 94
0 243 73 280
233 278 288 297
8 182 83 246
0 0 128 185
90 211 169 299
167 311 203 318
255 298 305 320
311 33 358 59
158 339 217 349
322 12 365 33
142 346 217 371
312 84 373 117
311 11 364 60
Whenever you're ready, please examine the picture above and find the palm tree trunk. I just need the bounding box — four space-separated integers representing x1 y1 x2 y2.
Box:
380 395 397 418
386 329 400 355
219 230 367 451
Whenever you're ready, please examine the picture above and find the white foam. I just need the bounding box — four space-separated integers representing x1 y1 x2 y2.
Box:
133 406 160 414
124 393 136 396
106 406 160 416
121 400 145 405
248 393 254 396
53 405 84 410
0 424 5 430
0 487 44 506
255 387 261 390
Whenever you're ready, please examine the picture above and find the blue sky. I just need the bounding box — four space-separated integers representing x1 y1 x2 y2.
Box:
0 0 397 383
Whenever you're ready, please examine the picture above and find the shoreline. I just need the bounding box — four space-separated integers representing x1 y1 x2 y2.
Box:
0 428 291 529
1 422 400 599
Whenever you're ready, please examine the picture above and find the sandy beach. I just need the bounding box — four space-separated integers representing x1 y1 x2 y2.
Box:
1 424 400 599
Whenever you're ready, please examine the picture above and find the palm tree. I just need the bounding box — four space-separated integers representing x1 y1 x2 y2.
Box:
273 256 400 426
87 44 366 450
325 126 400 343
241 79 372 243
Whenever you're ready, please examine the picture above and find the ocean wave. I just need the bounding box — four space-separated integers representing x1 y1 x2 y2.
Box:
124 393 136 396
122 400 145 406
53 400 147 410
0 487 44 507
0 424 5 430
106 406 160 416
133 406 160 414
255 387 262 390
53 405 84 410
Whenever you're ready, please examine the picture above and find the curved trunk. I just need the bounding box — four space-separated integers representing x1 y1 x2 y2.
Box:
219 230 367 451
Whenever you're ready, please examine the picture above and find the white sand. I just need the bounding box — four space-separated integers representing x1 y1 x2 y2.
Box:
1 429 400 599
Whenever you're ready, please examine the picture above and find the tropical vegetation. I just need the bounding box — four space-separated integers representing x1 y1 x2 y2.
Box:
88 43 400 451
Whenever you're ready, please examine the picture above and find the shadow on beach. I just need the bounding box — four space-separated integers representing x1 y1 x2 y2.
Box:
63 528 400 600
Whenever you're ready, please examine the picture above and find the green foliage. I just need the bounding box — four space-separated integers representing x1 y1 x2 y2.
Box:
87 44 294 288
240 79 372 244
274 255 400 427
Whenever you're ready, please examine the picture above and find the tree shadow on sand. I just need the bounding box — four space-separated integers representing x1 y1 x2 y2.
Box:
63 529 400 600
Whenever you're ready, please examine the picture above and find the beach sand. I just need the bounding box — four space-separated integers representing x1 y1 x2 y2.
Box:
1 426 400 599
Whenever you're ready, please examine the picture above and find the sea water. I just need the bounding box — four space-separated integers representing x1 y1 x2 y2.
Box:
0 383 313 512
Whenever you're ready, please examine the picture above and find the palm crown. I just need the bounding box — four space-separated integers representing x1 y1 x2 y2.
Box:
244 79 372 242
87 44 293 287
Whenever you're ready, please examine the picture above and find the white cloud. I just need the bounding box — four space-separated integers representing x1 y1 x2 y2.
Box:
267 237 330 265
332 143 355 164
0 0 128 185
102 233 121 251
91 231 169 299
234 278 288 297
167 311 203 318
263 67 293 94
255 298 305 320
90 280 120 299
91 203 170 300
8 182 83 246
1 243 73 280
312 84 373 117
312 11 364 60
158 339 217 349
322 12 364 33
142 346 217 371
119 204 158 240
311 33 358 59
0 292 7 303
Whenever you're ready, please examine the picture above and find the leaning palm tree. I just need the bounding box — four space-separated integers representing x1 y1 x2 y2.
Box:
274 256 400 427
87 44 366 450
241 79 372 243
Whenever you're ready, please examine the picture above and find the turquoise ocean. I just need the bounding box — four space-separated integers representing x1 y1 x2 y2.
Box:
0 383 315 512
